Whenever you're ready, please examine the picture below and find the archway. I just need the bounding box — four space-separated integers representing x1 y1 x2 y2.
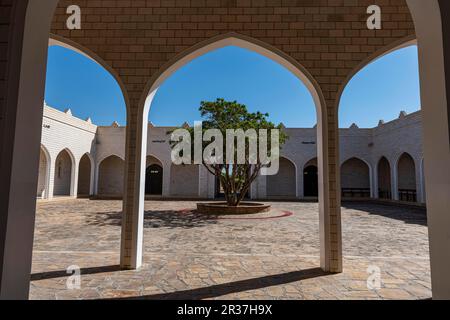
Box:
341 158 371 199
53 149 74 197
77 153 92 197
378 157 392 200
129 34 335 272
46 37 128 129
145 156 163 196
304 158 318 198
4 0 450 301
267 157 297 199
98 155 125 197
397 153 417 202
37 145 50 199
170 164 200 198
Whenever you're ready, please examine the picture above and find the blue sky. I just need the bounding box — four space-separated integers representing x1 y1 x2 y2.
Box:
45 45 421 128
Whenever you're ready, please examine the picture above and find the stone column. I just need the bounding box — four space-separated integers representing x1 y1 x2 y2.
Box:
47 158 56 200
319 102 343 273
89 159 96 196
297 164 304 199
373 164 380 199
162 163 171 198
71 158 79 198
408 0 450 299
93 163 100 196
0 0 59 300
42 155 52 200
369 164 375 199
391 164 399 201
120 106 147 270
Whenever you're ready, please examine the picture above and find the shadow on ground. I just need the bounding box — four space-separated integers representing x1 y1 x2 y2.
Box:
85 210 219 229
113 268 329 300
31 265 122 281
342 202 427 226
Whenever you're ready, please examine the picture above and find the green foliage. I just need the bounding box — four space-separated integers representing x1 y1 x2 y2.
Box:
169 98 288 207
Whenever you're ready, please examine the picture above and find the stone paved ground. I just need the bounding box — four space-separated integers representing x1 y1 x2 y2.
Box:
30 200 431 300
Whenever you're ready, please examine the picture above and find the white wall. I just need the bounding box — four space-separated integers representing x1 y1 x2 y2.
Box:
170 164 200 198
40 106 425 202
39 104 97 199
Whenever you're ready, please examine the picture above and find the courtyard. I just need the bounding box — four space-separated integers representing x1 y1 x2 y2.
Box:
30 200 431 300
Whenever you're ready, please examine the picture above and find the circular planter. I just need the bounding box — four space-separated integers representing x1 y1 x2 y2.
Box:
197 202 271 215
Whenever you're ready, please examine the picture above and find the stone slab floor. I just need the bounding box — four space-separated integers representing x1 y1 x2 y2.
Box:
30 200 431 300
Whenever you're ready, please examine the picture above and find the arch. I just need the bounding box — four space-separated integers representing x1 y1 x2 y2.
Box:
340 157 371 199
48 34 130 114
130 32 332 270
98 155 125 197
146 155 163 167
303 157 319 198
137 33 327 199
335 34 420 201
335 35 418 113
37 145 51 199
139 33 326 119
77 153 93 197
267 156 297 199
396 152 417 202
98 153 125 164
145 155 163 195
377 156 392 200
53 148 75 197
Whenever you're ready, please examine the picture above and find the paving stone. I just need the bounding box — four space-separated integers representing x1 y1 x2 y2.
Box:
30 200 431 300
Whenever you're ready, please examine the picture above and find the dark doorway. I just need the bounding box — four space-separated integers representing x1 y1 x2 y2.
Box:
78 154 92 197
304 165 318 197
145 164 163 195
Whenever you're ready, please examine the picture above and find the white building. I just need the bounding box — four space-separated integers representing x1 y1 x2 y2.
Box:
38 104 425 204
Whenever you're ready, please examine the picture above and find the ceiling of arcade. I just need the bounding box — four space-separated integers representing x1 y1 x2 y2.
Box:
50 0 415 117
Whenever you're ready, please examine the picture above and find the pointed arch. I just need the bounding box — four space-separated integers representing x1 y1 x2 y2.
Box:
139 32 326 120
335 35 417 113
53 148 75 197
146 155 164 196
48 34 130 115
303 157 319 198
267 156 298 199
341 157 372 199
78 153 94 197
97 155 126 197
396 152 418 202
146 155 163 168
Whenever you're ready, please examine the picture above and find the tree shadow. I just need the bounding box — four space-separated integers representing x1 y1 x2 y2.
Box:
111 268 329 300
85 210 219 229
342 202 427 226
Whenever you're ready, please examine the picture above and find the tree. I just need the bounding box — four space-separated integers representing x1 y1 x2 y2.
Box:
170 99 288 207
